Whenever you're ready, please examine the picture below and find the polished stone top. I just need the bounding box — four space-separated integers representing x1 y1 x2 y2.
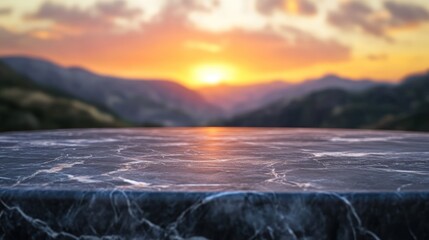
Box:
0 128 428 192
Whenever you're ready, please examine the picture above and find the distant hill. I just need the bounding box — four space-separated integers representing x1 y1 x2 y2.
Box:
1 56 221 126
199 75 382 116
198 81 290 116
0 62 125 132
223 71 429 131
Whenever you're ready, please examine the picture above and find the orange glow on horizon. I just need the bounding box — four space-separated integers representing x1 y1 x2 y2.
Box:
1 0 428 88
191 64 235 87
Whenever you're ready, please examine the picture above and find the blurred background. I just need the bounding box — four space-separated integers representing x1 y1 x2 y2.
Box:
0 0 428 132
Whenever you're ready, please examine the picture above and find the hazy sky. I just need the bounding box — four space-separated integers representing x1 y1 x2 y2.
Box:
1 0 429 87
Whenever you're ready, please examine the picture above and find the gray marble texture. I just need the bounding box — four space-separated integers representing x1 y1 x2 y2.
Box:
0 128 428 192
1 128 429 239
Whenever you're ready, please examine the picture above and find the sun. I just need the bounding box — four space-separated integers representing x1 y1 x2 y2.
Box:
193 64 232 86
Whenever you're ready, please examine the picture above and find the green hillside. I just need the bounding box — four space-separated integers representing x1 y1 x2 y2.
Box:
0 62 126 132
224 71 429 131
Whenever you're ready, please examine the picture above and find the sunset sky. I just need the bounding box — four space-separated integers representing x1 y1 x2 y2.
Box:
1 0 429 88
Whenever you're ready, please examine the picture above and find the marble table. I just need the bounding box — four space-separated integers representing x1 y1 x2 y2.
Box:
0 128 428 239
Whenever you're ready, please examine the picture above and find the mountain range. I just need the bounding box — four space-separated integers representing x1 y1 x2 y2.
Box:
1 55 427 132
223 70 429 131
199 75 382 116
0 56 386 127
1 56 220 126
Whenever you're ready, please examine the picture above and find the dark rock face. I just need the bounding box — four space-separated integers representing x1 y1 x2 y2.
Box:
0 128 429 239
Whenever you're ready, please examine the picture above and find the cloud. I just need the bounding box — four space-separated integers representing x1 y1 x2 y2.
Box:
25 1 142 34
26 2 108 31
294 0 317 16
95 0 142 19
0 26 46 50
327 1 385 38
100 1 347 71
0 7 12 15
0 0 349 76
256 0 317 16
367 53 388 61
175 0 219 12
385 1 429 27
222 26 349 70
0 27 19 46
328 1 429 40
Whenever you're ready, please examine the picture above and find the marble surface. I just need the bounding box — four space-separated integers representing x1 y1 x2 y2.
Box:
0 128 428 192
1 128 429 240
